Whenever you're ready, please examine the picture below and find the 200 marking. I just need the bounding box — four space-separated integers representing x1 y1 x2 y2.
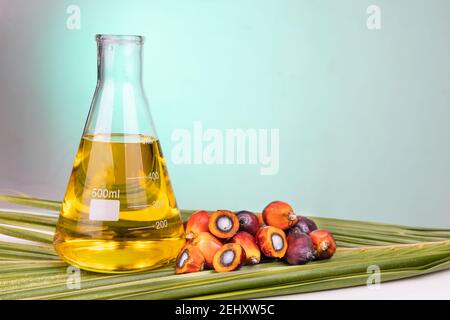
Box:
155 219 168 229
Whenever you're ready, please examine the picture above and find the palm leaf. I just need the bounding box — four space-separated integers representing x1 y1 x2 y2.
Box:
0 194 449 300
0 194 61 211
1 241 448 300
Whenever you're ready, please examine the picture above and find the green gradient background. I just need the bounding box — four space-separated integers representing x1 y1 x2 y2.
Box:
0 0 449 227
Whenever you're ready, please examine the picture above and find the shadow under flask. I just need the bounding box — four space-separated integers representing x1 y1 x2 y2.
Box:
53 35 185 273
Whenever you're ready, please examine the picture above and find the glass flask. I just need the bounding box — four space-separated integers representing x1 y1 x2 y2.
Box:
53 34 185 273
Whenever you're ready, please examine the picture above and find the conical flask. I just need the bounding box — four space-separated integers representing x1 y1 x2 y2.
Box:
53 35 185 273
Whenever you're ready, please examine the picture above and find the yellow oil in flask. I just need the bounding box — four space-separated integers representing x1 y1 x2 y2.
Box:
53 35 185 273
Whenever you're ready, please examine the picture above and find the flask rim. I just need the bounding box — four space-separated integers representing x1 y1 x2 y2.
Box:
96 34 144 44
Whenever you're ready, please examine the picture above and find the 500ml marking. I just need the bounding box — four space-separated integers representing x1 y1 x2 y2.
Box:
91 188 120 199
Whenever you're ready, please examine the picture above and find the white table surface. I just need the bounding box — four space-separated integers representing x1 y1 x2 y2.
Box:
265 269 450 300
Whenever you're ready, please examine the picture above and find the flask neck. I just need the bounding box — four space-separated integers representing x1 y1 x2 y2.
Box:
85 35 157 139
97 35 143 84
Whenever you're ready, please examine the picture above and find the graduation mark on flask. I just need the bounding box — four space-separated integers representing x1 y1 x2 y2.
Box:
126 171 160 182
126 199 164 209
127 219 169 231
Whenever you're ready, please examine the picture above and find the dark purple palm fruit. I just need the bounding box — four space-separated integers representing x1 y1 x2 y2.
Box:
285 229 316 265
236 211 260 236
289 216 318 235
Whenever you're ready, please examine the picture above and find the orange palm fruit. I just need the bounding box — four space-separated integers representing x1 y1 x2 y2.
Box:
256 213 265 226
310 230 337 260
212 243 246 272
191 232 222 268
262 201 298 230
230 231 261 265
175 244 205 274
208 210 239 239
185 210 210 241
256 226 287 258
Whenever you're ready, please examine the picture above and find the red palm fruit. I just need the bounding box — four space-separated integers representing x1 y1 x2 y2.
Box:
289 216 318 235
236 210 260 236
208 210 239 239
175 244 205 274
310 230 336 260
262 201 298 230
191 232 222 268
285 230 315 265
230 231 261 264
185 210 210 241
212 243 246 272
256 226 287 258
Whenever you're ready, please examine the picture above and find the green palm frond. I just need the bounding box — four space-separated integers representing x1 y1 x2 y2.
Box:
0 194 449 300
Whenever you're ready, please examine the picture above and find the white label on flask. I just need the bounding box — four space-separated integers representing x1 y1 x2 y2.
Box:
89 199 120 221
